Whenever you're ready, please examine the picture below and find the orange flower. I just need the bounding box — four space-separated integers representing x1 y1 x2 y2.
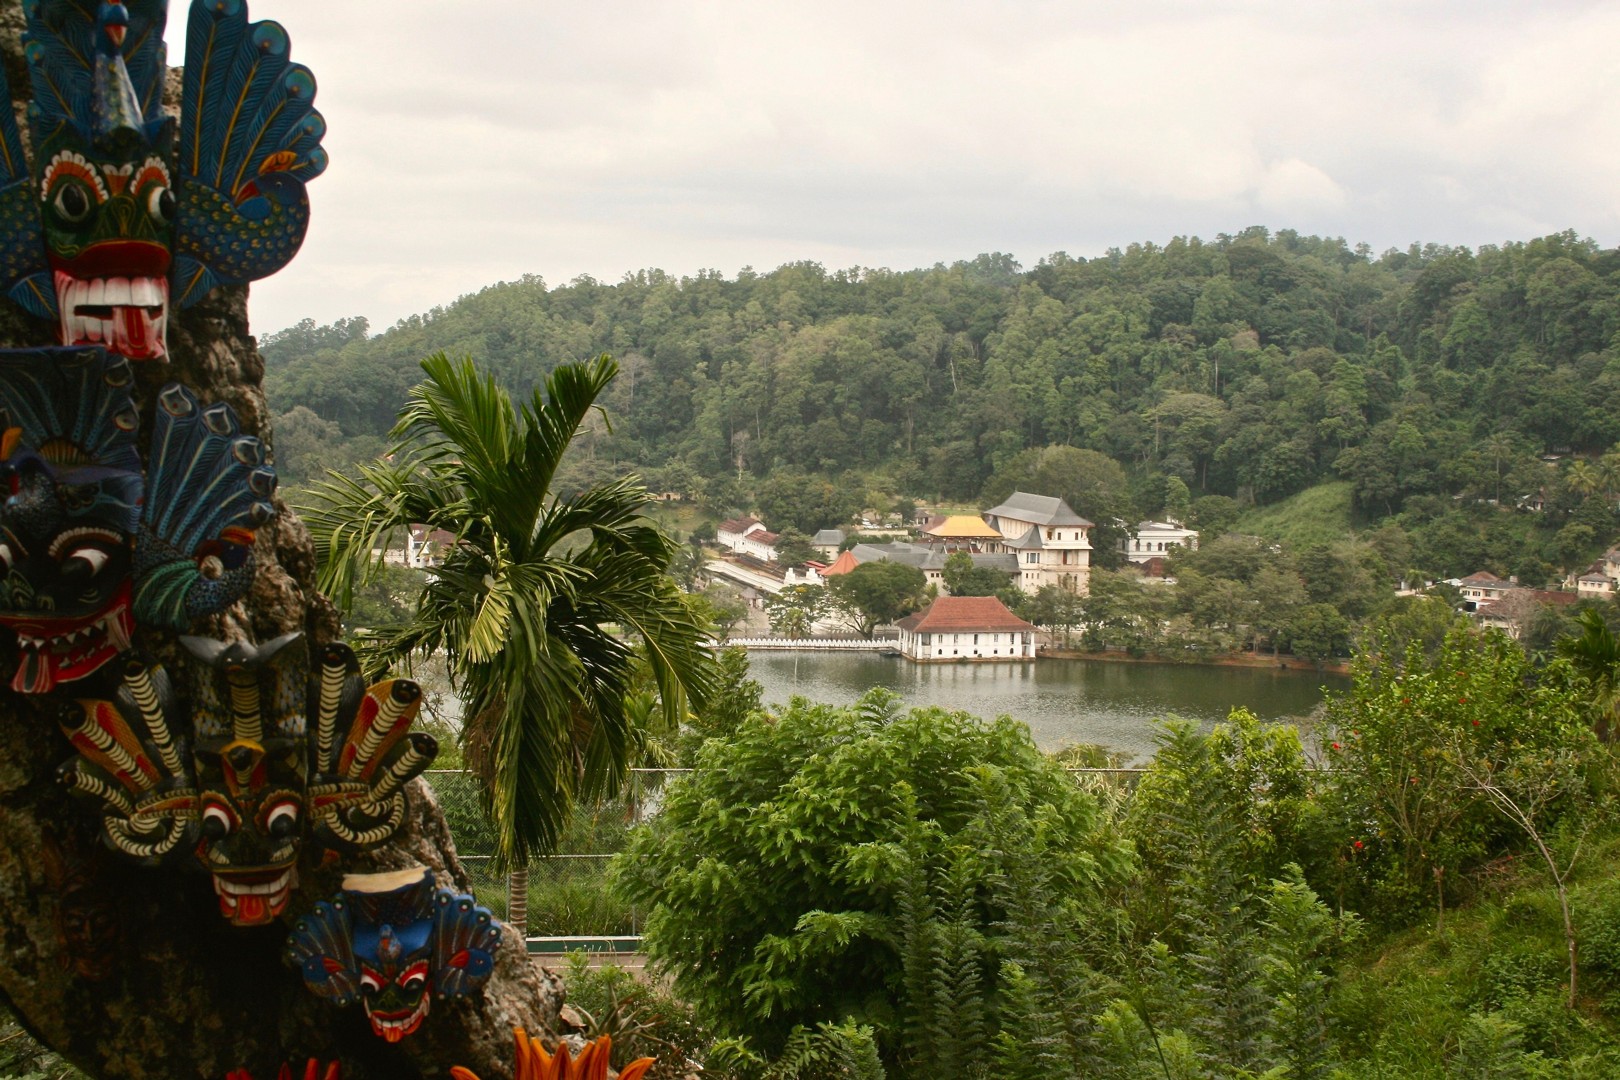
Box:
452 1030 654 1080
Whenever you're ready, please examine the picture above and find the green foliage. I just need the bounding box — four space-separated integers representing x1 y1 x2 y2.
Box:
1325 627 1591 923
616 690 1130 1066
560 956 716 1079
757 469 861 536
340 561 423 634
708 1019 887 1080
302 352 718 866
1237 481 1357 550
774 528 820 568
826 561 927 637
940 551 1012 597
764 585 829 638
679 647 764 764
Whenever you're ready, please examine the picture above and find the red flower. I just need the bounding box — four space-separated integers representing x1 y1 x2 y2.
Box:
1472 719 1480 726
1459 697 1468 704
1353 840 1364 850
1331 742 1342 751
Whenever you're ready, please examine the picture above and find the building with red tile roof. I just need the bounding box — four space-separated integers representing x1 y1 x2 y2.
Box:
893 596 1037 661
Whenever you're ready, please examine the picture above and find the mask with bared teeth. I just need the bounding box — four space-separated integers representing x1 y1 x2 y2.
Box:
287 867 501 1042
184 631 308 927
0 0 327 347
0 347 140 693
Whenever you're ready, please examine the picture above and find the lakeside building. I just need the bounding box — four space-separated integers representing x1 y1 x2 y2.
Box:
812 529 846 558
895 596 1038 661
982 492 1093 595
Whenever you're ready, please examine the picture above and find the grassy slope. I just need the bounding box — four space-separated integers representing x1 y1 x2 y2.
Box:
1238 481 1356 549
1331 833 1620 1076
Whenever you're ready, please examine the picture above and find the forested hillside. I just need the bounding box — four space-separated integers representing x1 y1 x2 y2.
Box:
263 228 1620 581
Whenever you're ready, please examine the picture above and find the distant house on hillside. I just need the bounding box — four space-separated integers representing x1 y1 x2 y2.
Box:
387 524 456 569
717 516 767 552
1455 571 1516 612
1123 521 1198 563
895 596 1037 661
738 529 781 563
982 492 1093 595
1476 588 1577 639
812 529 847 558
1578 573 1614 599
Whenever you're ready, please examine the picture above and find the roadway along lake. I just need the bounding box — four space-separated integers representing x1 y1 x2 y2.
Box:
746 652 1343 762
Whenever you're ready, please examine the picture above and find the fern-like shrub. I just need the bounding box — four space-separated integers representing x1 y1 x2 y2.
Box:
614 689 1133 1074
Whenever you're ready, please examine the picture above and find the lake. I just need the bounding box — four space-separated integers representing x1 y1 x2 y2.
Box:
745 652 1342 762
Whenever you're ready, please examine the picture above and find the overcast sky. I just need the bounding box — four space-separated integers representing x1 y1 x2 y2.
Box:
166 1 1620 338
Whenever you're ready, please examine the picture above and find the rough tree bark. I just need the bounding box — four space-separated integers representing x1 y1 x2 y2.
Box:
0 6 560 1077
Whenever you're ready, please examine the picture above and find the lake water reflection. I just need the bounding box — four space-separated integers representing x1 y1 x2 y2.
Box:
746 652 1342 762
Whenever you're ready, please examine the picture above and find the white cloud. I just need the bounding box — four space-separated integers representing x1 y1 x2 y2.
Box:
166 1 1620 335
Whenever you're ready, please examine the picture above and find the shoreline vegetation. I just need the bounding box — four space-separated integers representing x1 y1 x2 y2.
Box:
1039 644 1352 676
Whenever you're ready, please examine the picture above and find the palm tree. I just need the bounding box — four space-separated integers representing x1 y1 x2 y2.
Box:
1564 459 1600 501
303 353 717 929
1481 430 1517 505
1556 607 1620 741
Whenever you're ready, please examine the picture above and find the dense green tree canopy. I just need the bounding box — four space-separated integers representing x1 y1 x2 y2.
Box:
267 229 1620 581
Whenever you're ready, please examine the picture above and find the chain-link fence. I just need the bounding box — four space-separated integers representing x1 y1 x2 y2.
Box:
425 769 693 938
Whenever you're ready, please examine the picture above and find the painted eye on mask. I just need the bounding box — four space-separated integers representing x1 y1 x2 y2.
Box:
265 799 300 840
0 543 12 573
52 183 94 225
201 801 238 841
400 961 429 993
359 969 384 996
147 186 175 227
62 546 109 579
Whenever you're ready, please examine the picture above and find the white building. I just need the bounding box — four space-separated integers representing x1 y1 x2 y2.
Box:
1123 521 1198 563
717 516 767 553
894 596 1038 661
1454 571 1516 612
982 492 1092 595
737 529 781 563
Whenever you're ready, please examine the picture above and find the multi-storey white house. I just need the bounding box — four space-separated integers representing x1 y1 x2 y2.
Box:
982 492 1092 595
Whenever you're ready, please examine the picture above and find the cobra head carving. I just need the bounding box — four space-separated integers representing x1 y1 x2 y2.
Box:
57 654 198 864
307 642 438 852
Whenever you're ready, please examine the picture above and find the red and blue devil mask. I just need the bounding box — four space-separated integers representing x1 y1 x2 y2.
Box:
287 868 501 1042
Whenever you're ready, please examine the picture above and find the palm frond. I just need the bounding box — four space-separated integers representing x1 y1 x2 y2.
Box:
306 350 716 866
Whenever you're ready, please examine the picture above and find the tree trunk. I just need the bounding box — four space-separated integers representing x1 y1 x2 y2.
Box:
0 10 561 1076
508 868 531 939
